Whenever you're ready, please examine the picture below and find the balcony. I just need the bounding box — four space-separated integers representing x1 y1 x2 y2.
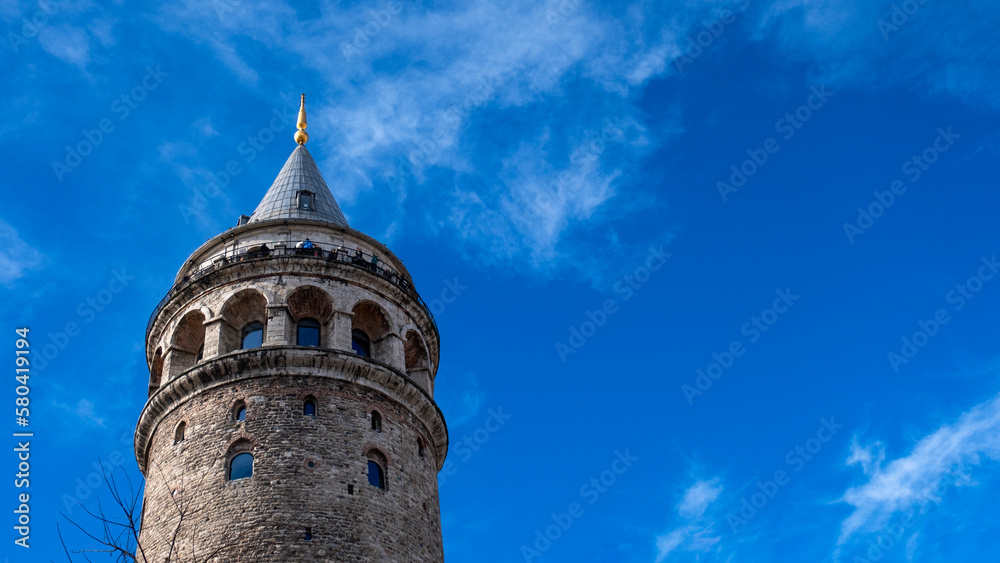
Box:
147 240 437 346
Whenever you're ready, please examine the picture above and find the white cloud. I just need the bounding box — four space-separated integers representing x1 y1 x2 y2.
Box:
837 392 1000 545
55 398 106 428
192 117 218 138
753 0 1000 109
151 0 704 280
0 220 42 285
146 0 999 281
678 478 724 519
37 24 91 68
845 436 885 476
655 477 724 562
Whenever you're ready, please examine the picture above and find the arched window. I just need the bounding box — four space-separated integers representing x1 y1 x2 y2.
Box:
229 452 254 480
352 329 371 357
303 397 316 417
221 290 267 354
366 448 388 490
351 302 390 361
371 411 382 433
233 401 247 422
417 438 425 458
297 318 321 347
241 321 264 349
367 460 385 489
174 422 186 444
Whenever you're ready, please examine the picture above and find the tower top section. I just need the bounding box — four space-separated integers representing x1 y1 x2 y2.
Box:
247 96 348 227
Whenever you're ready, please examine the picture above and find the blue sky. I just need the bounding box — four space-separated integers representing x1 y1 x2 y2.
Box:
2 0 1000 561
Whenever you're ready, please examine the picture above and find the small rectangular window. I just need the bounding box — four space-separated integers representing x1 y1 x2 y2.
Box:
305 527 312 541
298 192 313 210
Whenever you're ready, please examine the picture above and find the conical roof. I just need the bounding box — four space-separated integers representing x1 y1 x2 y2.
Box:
248 144 349 227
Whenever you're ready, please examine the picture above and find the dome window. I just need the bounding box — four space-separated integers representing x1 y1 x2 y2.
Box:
298 191 314 210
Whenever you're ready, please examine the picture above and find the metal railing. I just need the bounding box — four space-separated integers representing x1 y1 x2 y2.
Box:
145 241 437 350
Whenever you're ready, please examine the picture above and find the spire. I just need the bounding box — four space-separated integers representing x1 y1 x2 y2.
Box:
247 96 349 227
294 93 308 145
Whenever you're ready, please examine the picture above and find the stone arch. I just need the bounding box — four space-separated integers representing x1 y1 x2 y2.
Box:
230 398 250 423
368 406 384 433
224 437 258 481
362 443 392 467
224 436 258 455
404 330 428 371
295 389 323 402
286 285 335 323
415 433 428 459
351 300 395 364
148 347 164 398
174 420 188 444
287 285 335 347
351 300 391 341
220 289 268 352
302 394 318 417
364 445 389 490
405 329 433 393
166 310 206 378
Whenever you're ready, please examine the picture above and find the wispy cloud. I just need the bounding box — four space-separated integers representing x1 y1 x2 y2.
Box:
0 219 43 285
655 477 724 562
678 478 724 519
135 0 1000 284
149 0 708 280
837 392 1000 545
55 398 107 428
438 372 486 427
754 0 1000 109
37 24 91 68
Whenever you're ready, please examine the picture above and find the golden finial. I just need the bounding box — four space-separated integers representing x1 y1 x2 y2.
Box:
294 93 309 145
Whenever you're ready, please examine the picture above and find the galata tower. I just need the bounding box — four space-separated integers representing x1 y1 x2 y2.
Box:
135 95 447 561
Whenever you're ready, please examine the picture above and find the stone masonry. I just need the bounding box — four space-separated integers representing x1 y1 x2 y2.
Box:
135 133 447 561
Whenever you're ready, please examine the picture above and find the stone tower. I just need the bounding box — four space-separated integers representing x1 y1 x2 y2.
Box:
135 96 447 562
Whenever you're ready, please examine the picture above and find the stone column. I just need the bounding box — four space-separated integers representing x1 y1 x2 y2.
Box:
203 318 228 358
409 368 432 395
163 345 195 381
266 305 291 345
331 310 353 351
376 332 405 371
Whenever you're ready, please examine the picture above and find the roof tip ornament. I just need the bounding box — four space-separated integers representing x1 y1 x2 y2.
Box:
294 93 309 145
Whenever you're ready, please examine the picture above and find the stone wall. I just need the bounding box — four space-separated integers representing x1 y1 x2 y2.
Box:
138 374 443 562
137 219 447 562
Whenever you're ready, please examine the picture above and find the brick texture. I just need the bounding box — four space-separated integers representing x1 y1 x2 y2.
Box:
136 221 446 562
